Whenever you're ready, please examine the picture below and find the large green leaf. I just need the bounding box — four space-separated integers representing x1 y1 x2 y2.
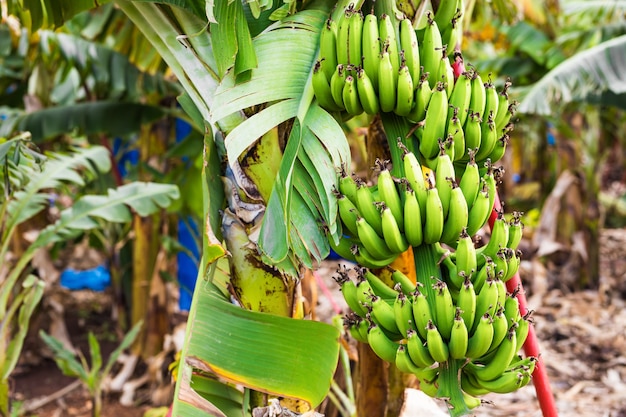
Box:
175 283 340 411
14 0 111 31
517 35 626 114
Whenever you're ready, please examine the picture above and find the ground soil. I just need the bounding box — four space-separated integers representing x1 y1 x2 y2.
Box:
10 229 626 417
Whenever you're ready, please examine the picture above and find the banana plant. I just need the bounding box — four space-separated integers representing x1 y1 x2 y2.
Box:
0 136 179 415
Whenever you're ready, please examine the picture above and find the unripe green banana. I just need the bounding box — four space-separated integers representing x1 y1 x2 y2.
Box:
461 369 491 396
494 78 513 129
355 180 384 236
399 17 420 86
485 134 508 165
432 279 455 341
458 150 481 209
507 212 524 250
461 391 483 411
337 193 361 237
503 292 521 326
381 204 409 254
467 328 517 381
483 163 501 217
434 0 460 31
336 8 351 66
329 236 358 263
418 375 441 398
473 276 499 333
406 328 435 368
420 13 443 88
492 248 509 282
369 294 402 335
423 184 445 244
469 369 526 394
353 244 399 269
477 210 509 261
434 145 456 216
312 60 342 112
379 14 400 75
330 63 347 109
377 161 404 229
466 181 491 237
342 74 363 116
457 275 477 331
494 271 508 307
426 319 449 363
361 267 400 300
436 51 454 96
395 343 422 375
473 256 496 293
378 46 398 113
402 150 428 218
346 314 370 343
356 67 380 115
355 277 375 310
487 306 509 354
411 286 433 341
367 324 400 363
362 12 380 87
504 249 521 281
394 291 415 337
448 71 472 126
442 13 462 56
455 228 477 278
391 268 417 295
515 313 531 354
395 64 414 116
463 111 482 156
475 110 497 162
468 70 486 120
319 19 338 81
356 215 394 260
449 308 469 359
407 73 432 123
338 167 358 204
465 312 494 359
418 82 448 160
446 107 466 162
483 79 499 123
440 181 469 246
347 10 363 66
335 272 368 317
403 186 424 247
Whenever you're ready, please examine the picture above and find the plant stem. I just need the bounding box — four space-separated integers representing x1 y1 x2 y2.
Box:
437 359 469 417
412 243 442 318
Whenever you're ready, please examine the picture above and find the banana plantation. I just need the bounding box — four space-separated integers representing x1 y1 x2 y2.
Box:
1 0 626 416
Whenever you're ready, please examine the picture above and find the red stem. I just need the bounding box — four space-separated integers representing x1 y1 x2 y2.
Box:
489 193 559 417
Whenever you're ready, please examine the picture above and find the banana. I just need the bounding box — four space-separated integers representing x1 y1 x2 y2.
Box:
420 13 443 88
434 144 456 216
394 291 415 337
335 271 368 317
473 276 499 333
355 276 375 310
467 328 517 381
418 82 448 160
449 308 469 359
461 370 491 396
515 313 531 354
463 111 482 156
446 106 466 161
465 312 494 359
418 375 441 398
466 181 491 237
402 150 428 218
336 8 351 66
329 236 358 263
473 256 496 293
494 78 513 130
346 314 370 343
377 160 404 229
355 180 384 236
458 151 481 209
474 110 497 162
381 204 410 254
378 46 398 113
434 0 460 30
457 275 477 331
412 286 434 341
347 10 363 66
507 212 524 250
395 64 414 116
362 267 400 300
399 17 420 86
483 163 501 217
503 292 521 327
338 167 358 204
448 71 472 126
395 343 421 374
492 248 509 282
342 74 364 116
494 271 508 308
407 73 432 123
440 181 469 246
403 186 424 247
369 294 402 335
426 320 449 363
483 79 499 123
353 244 399 269
504 249 521 281
477 210 509 261
442 14 462 57
367 324 401 363
423 184 445 244
319 18 338 81
484 134 508 166
470 369 526 394
356 67 380 115
337 193 361 237
436 51 455 96
487 306 509 354
362 12 380 87
391 268 418 295
406 328 436 368
330 63 347 109
356 215 394 260
379 14 400 75
461 391 484 411
432 279 455 341
468 70 486 120
312 60 342 112
455 228 477 278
